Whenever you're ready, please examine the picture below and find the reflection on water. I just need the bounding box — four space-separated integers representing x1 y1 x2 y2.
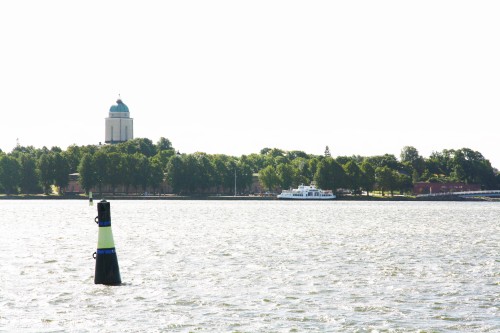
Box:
0 200 498 332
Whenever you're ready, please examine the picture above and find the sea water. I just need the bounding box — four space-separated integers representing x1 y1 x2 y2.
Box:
0 200 498 332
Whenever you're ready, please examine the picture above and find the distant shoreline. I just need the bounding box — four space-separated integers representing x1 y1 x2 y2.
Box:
0 194 492 202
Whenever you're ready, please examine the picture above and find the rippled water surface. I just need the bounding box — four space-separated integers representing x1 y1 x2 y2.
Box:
0 200 498 332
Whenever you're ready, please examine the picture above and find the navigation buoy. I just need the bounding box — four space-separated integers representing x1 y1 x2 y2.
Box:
89 191 93 206
94 200 121 285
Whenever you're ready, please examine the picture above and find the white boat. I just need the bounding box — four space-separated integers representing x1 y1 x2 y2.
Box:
277 184 336 200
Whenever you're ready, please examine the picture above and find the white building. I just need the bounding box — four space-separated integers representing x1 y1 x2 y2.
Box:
105 99 134 144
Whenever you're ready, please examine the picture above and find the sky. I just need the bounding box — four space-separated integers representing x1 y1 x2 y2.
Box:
1 1 499 167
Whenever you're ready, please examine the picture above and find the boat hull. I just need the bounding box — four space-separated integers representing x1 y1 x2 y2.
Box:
277 195 336 200
277 184 336 200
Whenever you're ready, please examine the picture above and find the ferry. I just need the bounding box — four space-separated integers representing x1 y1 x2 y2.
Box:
277 184 336 200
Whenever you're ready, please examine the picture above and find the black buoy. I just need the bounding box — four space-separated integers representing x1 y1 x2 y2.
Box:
94 200 121 285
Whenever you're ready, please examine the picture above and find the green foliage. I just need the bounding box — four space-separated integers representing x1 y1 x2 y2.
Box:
149 158 165 192
343 160 363 193
119 138 157 157
136 154 151 192
152 150 175 170
18 154 42 194
287 150 309 160
237 159 254 193
93 150 109 195
64 145 83 173
107 152 125 194
0 155 21 194
400 146 425 180
291 157 312 185
166 155 185 194
314 158 335 191
78 153 96 195
314 158 346 192
360 161 375 195
366 154 401 170
400 146 420 165
277 163 295 189
0 140 498 196
156 137 173 152
336 155 364 165
37 153 54 194
259 165 279 192
375 166 396 196
52 152 70 194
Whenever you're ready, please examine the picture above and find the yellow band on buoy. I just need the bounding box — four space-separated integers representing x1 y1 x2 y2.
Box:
97 227 115 249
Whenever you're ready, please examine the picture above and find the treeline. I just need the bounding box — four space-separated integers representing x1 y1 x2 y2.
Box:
0 139 498 196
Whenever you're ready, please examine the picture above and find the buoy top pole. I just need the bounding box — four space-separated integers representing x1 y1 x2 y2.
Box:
97 200 111 226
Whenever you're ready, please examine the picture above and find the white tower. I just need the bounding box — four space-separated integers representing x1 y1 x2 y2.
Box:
105 99 134 144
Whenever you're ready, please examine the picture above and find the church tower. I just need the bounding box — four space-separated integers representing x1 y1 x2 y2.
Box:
105 99 134 144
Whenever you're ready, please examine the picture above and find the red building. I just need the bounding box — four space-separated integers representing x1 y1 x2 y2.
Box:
65 173 84 194
413 182 481 195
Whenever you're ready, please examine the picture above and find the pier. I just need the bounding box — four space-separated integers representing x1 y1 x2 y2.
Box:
417 190 500 199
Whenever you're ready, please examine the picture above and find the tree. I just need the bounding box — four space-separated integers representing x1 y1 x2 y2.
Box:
258 165 279 192
261 148 285 159
53 152 70 194
400 146 420 165
194 153 214 193
450 148 496 187
331 159 347 190
38 153 54 194
376 166 397 196
166 154 185 194
0 155 21 194
396 173 413 194
314 158 344 191
107 152 125 194
211 154 231 194
152 150 175 170
93 150 110 195
10 145 38 159
119 138 157 157
360 161 375 196
400 146 425 180
237 157 254 193
343 160 363 194
287 150 309 160
222 158 238 195
78 153 96 195
18 154 41 194
291 157 311 185
64 145 83 173
182 154 202 194
277 163 295 190
136 154 151 193
245 153 266 173
307 158 320 182
149 158 165 194
120 153 137 194
336 155 360 165
366 154 401 170
156 137 174 152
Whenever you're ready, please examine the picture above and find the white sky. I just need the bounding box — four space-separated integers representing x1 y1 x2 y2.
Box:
1 1 499 167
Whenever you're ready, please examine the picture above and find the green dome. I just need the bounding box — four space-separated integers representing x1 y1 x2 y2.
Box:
109 99 129 113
